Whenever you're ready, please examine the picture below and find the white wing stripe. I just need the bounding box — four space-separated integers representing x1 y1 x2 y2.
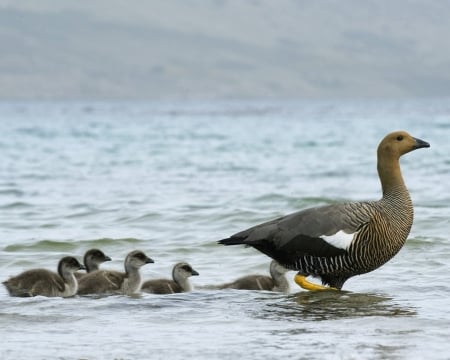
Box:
322 230 354 250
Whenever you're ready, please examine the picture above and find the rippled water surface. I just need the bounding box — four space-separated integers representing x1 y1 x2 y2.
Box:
1 99 449 359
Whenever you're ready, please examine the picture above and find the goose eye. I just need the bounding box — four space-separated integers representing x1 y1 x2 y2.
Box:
396 135 404 141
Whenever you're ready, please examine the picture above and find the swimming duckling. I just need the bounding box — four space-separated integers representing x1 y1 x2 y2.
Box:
218 261 289 293
74 249 112 280
3 256 85 297
77 250 153 295
141 262 199 294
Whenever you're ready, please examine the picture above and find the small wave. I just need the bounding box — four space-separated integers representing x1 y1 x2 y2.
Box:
4 239 78 252
16 126 58 139
406 236 448 247
253 193 297 203
0 201 33 209
74 237 146 249
117 212 164 224
0 189 24 196
4 237 146 253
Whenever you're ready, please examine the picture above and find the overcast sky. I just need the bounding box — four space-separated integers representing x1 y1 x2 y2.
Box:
1 0 449 100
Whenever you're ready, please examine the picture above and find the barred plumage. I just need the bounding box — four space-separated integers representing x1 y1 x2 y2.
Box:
218 131 429 290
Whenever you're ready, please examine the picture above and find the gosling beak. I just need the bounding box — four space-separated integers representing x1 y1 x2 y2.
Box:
413 137 430 149
79 264 86 271
104 256 112 262
146 257 155 264
191 269 199 276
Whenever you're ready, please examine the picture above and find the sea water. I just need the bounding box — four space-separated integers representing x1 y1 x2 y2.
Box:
0 99 449 359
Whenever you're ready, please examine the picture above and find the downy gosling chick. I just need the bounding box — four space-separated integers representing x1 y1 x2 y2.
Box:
218 260 289 293
77 250 153 295
75 249 112 280
141 262 199 294
3 256 85 297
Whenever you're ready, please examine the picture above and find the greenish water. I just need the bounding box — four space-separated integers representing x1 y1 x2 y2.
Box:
0 99 449 359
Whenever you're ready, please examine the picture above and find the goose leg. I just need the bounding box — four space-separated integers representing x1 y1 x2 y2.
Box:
294 274 337 291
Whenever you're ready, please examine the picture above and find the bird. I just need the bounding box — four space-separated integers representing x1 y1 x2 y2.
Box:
3 256 85 297
217 260 289 293
218 131 430 290
141 262 199 294
77 250 154 295
74 249 112 280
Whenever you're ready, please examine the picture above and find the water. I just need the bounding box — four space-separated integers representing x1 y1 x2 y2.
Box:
0 99 449 359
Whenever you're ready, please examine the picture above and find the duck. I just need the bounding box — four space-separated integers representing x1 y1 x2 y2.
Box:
219 131 430 290
77 250 154 295
218 260 289 293
74 249 112 280
3 256 85 297
141 262 199 294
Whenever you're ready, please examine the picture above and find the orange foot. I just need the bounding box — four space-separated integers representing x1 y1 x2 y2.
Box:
294 274 337 291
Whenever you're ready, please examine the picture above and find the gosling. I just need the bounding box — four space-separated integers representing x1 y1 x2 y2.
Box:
3 256 85 297
218 260 289 293
74 249 112 280
141 262 199 294
77 250 153 295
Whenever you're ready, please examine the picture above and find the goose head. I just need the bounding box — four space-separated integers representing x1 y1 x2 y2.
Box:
377 131 429 159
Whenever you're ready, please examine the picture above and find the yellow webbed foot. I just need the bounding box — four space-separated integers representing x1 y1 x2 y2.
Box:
294 274 337 291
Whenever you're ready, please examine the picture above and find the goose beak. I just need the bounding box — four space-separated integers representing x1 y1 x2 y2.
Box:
191 269 199 276
146 257 155 264
413 137 430 149
104 256 112 262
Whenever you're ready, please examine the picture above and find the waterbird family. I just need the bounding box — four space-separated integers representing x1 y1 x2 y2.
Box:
3 248 285 297
3 131 430 297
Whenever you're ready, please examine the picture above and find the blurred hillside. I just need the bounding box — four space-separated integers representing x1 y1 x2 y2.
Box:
0 0 449 99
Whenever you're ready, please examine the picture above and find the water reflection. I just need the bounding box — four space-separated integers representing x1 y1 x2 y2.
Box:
255 291 417 322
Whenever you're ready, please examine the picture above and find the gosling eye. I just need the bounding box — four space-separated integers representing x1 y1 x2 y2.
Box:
396 135 404 141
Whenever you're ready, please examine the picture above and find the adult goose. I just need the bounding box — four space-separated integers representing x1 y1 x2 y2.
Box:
219 131 429 290
75 249 111 280
141 262 199 294
3 257 85 297
77 250 153 295
218 260 289 293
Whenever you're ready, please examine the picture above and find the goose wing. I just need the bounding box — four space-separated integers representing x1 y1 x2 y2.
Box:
219 202 372 266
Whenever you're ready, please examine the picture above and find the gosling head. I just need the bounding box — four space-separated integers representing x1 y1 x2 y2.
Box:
172 262 199 280
84 249 111 272
125 250 154 270
269 260 289 278
58 256 85 275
